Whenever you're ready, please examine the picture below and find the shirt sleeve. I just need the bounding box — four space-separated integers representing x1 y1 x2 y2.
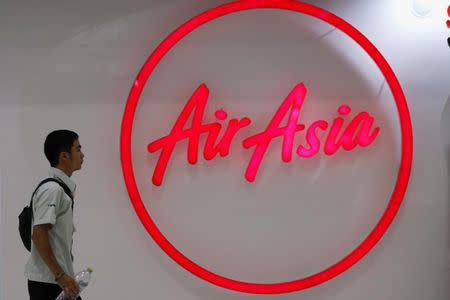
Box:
32 184 63 226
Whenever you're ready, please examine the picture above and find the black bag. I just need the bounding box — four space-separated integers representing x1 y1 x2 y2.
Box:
19 178 73 251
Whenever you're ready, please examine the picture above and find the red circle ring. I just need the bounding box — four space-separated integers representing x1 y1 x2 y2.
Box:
120 0 413 294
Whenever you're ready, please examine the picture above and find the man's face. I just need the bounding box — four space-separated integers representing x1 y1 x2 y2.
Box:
69 139 84 171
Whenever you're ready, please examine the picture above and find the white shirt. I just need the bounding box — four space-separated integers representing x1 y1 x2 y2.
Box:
24 167 77 283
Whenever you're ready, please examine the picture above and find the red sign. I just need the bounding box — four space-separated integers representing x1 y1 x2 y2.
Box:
447 5 450 27
121 0 413 294
148 83 380 186
447 5 450 47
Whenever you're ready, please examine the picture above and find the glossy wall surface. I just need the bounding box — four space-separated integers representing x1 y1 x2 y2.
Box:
0 1 448 299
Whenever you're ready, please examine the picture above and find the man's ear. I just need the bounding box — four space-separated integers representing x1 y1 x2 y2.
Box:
59 151 69 163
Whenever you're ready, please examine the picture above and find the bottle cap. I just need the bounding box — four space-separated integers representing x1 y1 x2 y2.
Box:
87 267 93 273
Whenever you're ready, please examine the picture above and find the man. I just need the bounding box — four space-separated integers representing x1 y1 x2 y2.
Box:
25 130 85 300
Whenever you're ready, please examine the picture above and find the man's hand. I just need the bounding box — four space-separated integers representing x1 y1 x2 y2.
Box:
57 274 80 299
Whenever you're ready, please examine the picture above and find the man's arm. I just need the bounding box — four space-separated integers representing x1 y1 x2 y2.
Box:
32 224 80 298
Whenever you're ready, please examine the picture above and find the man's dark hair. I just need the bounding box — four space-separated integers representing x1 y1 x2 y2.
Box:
44 130 79 167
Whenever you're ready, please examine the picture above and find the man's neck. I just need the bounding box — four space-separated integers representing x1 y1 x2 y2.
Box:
55 165 72 177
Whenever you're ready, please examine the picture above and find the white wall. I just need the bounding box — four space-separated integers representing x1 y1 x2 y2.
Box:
0 0 448 299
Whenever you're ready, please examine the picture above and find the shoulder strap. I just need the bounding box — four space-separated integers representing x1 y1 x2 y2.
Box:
30 178 74 210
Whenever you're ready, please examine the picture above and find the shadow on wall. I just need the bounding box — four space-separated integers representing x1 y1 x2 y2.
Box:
441 96 450 173
440 95 450 272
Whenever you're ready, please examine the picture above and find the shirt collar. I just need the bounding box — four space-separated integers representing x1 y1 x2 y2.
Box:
48 167 77 196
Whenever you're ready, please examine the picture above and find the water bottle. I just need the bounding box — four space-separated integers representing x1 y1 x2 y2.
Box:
55 268 93 300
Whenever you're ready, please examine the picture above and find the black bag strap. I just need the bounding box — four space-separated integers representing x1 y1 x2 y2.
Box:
30 178 74 213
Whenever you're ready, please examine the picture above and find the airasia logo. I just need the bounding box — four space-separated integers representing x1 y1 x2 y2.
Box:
148 83 379 186
121 0 413 294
